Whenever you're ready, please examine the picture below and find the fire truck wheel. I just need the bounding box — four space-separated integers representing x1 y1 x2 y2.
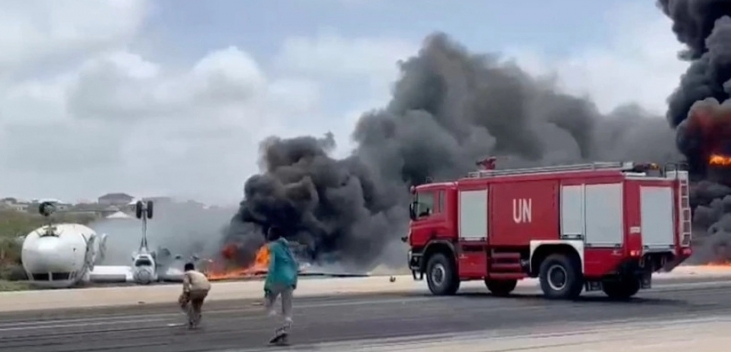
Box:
425 253 460 296
602 278 640 300
484 279 517 297
539 254 583 300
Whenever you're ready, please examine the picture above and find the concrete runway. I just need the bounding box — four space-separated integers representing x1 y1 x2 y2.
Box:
2 277 731 352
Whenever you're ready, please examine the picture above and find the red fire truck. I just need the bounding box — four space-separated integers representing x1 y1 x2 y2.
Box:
405 161 692 300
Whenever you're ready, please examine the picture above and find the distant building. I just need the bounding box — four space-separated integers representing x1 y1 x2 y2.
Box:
144 196 173 204
1 197 18 204
69 203 120 218
29 199 72 213
98 193 134 205
1 198 31 212
5 203 29 212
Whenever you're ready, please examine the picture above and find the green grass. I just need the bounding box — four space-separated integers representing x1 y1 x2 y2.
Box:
0 280 32 291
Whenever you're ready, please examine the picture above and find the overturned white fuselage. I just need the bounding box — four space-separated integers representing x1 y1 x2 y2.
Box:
21 223 106 289
21 223 184 288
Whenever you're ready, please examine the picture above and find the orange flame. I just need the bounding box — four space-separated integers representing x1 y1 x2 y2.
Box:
706 262 731 267
704 242 731 267
203 245 270 281
709 153 731 166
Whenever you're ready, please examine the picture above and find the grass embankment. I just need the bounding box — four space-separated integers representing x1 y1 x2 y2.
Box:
0 209 97 291
0 280 32 291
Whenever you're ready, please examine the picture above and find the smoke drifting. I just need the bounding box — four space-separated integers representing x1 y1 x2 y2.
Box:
223 32 682 271
658 0 731 263
92 201 235 266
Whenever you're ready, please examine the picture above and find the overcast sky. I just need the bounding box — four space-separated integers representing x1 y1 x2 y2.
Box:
0 0 688 205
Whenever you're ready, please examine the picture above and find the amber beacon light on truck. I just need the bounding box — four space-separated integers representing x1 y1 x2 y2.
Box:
405 160 691 300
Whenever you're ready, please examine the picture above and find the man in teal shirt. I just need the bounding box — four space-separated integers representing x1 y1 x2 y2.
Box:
264 226 299 345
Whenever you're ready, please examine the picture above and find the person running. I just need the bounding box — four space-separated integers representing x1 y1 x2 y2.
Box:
263 226 299 345
178 262 211 329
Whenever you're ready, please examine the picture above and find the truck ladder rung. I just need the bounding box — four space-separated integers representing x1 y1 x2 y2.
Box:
467 161 636 178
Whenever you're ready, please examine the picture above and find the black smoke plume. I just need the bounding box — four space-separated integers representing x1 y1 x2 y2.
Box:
658 0 731 263
223 33 680 272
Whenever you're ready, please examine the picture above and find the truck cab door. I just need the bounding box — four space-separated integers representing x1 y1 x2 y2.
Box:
410 190 446 245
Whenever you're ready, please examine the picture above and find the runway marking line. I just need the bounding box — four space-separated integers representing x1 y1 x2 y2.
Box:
0 297 551 333
279 315 731 351
2 277 729 314
2 279 730 333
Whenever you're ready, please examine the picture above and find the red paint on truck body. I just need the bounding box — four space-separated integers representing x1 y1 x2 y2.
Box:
489 180 560 246
408 162 692 295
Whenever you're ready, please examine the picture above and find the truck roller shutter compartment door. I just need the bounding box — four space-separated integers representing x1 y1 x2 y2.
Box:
584 183 623 248
640 186 674 250
459 189 488 241
560 185 584 240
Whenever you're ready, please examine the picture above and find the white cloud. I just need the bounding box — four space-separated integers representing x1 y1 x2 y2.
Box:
0 0 689 205
0 2 328 204
0 47 301 203
0 0 146 79
0 1 414 205
274 32 418 155
505 2 689 116
275 32 417 93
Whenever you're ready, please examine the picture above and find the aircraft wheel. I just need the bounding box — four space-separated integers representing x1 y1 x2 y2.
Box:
146 200 154 219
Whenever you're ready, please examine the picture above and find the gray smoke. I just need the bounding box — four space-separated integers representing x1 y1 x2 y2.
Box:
224 33 681 271
91 201 235 266
659 0 731 130
658 0 731 262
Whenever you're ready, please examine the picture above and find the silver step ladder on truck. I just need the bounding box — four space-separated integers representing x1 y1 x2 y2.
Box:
468 159 693 249
467 161 662 178
665 162 692 248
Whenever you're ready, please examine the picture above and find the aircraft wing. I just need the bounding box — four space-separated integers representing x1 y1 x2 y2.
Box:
89 265 132 283
298 263 369 277
157 266 185 282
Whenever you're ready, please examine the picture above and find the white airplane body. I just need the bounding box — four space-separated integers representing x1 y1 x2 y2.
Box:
20 201 184 288
21 223 102 288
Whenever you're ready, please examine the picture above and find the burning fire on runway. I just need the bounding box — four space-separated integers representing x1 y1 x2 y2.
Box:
202 245 270 281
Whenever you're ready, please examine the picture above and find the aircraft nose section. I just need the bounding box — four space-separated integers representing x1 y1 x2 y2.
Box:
133 268 154 284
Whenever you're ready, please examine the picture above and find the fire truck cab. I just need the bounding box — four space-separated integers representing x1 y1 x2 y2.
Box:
406 161 692 300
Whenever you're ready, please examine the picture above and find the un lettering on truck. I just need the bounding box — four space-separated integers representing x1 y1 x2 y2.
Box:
490 180 560 246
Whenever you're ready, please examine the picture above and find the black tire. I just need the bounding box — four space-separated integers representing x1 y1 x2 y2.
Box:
602 278 640 300
135 201 144 219
539 253 583 300
146 200 154 219
485 279 517 297
38 201 56 217
425 253 460 296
